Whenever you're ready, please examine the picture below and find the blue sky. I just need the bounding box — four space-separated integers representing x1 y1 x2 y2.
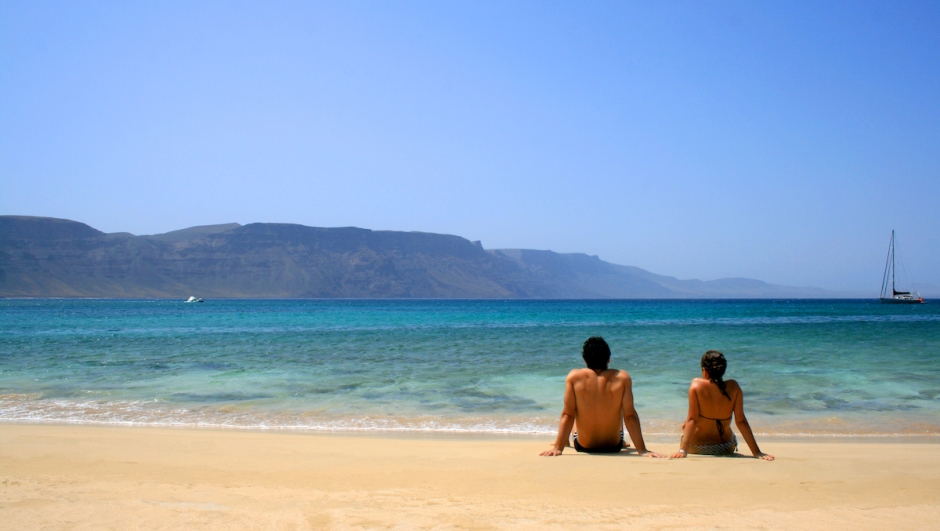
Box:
1 1 938 293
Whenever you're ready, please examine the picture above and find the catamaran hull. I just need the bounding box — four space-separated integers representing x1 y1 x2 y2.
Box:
879 297 924 304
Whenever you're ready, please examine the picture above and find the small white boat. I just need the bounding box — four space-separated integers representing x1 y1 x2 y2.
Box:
879 231 924 304
184 296 204 303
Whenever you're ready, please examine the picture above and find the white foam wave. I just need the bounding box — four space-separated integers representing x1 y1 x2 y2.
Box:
0 394 557 434
3 394 939 437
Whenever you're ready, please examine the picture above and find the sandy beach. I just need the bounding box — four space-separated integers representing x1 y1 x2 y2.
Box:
1 424 938 530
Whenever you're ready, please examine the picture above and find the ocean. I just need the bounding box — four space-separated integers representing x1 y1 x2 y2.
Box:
1 299 938 437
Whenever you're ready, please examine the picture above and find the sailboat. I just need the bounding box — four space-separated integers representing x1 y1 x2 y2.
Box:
879 231 924 304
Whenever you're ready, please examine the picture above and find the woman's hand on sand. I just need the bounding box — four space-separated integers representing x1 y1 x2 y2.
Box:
539 448 564 457
754 452 774 461
669 450 687 459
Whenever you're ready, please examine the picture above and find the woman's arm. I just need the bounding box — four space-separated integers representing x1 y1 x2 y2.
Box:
671 384 699 458
733 384 774 461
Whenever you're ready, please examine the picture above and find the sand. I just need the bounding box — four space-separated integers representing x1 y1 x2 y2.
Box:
1 424 938 530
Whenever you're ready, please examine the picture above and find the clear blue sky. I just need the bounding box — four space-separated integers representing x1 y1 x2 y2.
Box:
2 1 938 293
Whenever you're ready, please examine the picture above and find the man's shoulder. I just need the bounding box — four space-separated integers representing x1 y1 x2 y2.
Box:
566 367 604 376
605 368 631 382
565 368 592 381
565 368 628 379
566 368 631 381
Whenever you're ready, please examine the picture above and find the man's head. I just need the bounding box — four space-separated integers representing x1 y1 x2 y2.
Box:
582 336 611 371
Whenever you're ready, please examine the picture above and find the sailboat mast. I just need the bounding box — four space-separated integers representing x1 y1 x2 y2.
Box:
881 233 891 298
891 230 896 294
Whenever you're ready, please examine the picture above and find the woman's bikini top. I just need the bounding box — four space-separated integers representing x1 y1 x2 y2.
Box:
699 413 732 439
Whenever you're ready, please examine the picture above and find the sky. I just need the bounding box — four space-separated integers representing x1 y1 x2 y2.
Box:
1 1 938 293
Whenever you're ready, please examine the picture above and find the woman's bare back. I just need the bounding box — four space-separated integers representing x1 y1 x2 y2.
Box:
689 378 740 444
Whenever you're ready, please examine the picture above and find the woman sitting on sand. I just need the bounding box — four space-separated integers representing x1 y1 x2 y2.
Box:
671 350 774 460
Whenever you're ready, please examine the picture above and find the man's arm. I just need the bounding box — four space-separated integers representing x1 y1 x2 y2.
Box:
539 373 576 456
622 373 663 458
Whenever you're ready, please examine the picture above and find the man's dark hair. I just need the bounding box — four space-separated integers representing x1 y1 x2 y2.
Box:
582 336 611 371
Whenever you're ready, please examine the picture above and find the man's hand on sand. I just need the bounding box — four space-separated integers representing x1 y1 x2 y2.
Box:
539 447 564 457
754 452 775 461
637 449 665 458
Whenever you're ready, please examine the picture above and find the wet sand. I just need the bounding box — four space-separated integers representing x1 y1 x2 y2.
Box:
1 424 938 530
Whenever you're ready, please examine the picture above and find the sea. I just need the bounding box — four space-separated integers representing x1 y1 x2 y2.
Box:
1 299 938 437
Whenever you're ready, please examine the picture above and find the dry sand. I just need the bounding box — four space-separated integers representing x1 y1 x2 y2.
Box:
1 424 939 530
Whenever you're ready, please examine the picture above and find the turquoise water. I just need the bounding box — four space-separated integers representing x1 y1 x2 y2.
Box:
1 299 939 436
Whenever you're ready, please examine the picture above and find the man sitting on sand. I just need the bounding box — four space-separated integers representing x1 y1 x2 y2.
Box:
540 337 663 457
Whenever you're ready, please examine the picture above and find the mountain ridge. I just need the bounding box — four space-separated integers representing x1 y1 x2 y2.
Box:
0 216 842 299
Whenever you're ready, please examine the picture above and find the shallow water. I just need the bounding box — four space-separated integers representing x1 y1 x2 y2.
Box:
1 299 938 436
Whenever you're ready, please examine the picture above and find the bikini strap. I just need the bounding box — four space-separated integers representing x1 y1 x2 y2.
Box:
698 414 732 421
698 414 732 439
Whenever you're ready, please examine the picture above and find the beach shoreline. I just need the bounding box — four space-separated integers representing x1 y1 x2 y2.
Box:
2 423 938 530
3 418 940 444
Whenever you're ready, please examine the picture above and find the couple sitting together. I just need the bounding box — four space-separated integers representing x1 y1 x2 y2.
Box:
539 336 774 460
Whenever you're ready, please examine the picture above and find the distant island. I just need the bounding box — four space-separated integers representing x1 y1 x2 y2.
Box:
0 216 839 299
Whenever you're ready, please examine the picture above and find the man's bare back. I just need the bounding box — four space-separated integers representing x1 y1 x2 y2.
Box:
566 368 630 449
540 337 663 457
